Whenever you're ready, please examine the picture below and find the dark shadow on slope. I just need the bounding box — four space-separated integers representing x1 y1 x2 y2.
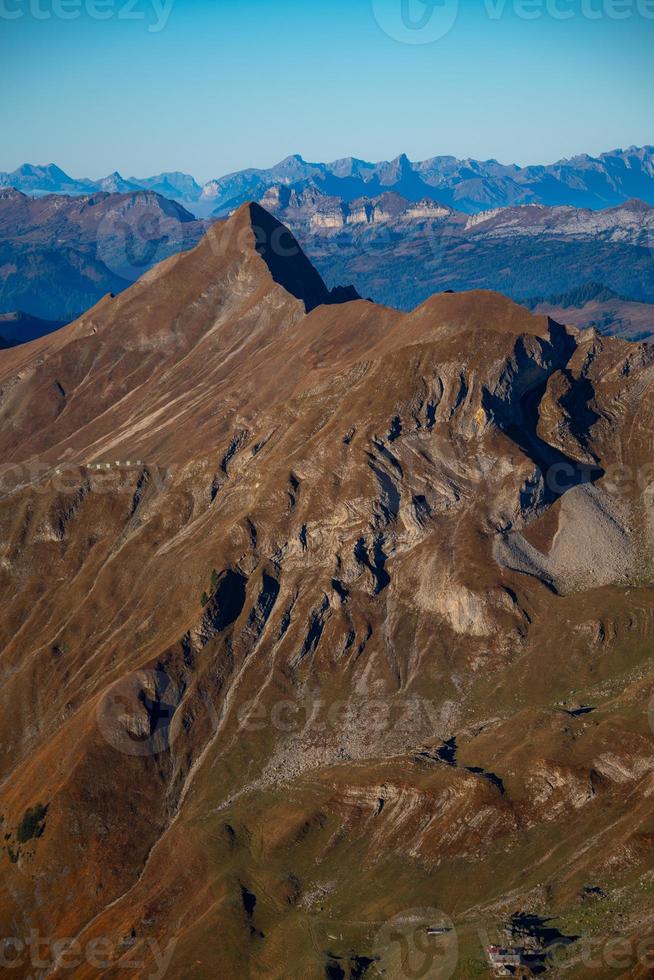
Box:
240 884 264 939
512 381 603 506
206 569 247 632
506 913 579 973
419 737 505 793
354 536 390 594
247 202 359 312
299 595 330 659
483 325 604 508
558 372 600 452
245 572 280 641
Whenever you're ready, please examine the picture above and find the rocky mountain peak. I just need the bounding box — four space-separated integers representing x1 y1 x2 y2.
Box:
216 202 359 311
1 206 654 976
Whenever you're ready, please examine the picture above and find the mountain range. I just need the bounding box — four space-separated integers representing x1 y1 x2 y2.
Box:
256 188 654 313
2 203 654 977
2 145 654 339
2 144 654 217
0 163 203 209
2 184 654 332
5 183 645 340
0 187 207 321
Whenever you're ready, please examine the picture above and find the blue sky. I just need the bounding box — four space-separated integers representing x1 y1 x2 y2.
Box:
1 0 652 181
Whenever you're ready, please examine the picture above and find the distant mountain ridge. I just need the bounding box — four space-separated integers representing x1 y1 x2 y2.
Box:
525 281 654 343
257 189 654 315
0 188 207 320
0 164 202 210
2 144 654 216
0 310 65 346
1 185 653 330
256 184 654 242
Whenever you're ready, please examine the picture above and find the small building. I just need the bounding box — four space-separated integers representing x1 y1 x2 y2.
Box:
487 945 528 976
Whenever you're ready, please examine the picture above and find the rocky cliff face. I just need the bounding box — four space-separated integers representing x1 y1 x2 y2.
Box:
464 198 654 242
1 206 654 978
259 186 454 231
254 187 654 318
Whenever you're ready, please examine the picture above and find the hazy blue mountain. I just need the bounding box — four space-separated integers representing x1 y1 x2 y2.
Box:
0 163 93 196
128 171 202 202
3 146 654 216
0 164 200 206
95 171 143 194
203 145 654 216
